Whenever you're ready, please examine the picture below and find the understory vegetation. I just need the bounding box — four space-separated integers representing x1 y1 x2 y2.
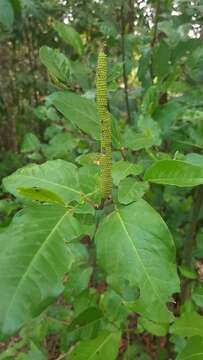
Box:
0 0 203 359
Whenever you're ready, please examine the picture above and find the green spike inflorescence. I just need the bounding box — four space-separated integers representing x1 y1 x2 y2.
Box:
96 47 112 200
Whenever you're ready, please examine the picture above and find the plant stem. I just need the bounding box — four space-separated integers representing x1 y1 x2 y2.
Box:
121 3 131 124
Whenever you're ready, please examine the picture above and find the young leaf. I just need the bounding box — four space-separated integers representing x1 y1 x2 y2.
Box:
95 200 179 323
53 21 83 55
49 92 100 140
145 160 203 187
112 161 143 186
69 331 121 360
0 204 82 337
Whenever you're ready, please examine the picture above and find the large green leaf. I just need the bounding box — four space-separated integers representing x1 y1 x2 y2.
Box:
170 312 203 338
177 337 203 360
69 331 121 360
95 200 179 323
144 160 203 187
53 21 83 55
39 46 71 83
3 160 84 204
0 204 81 337
49 92 100 140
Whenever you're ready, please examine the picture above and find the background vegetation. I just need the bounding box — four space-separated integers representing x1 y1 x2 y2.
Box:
0 0 203 359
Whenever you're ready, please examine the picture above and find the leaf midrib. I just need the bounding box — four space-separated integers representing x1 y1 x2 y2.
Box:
88 332 115 360
52 96 100 139
9 174 81 195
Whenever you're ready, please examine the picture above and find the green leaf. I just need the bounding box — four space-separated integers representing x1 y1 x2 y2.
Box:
0 204 81 337
186 47 203 83
49 92 100 140
76 153 100 166
118 179 149 205
184 153 203 168
0 0 14 29
99 288 130 327
152 41 171 79
28 341 46 360
177 336 203 360
111 116 122 149
145 160 203 187
170 312 203 338
42 132 78 159
17 187 65 205
138 317 168 337
21 133 40 153
95 200 179 323
67 307 103 341
192 285 203 309
179 265 197 280
78 165 100 202
53 21 83 55
122 128 159 151
39 46 71 83
3 160 82 204
112 161 143 186
69 331 121 360
64 265 92 299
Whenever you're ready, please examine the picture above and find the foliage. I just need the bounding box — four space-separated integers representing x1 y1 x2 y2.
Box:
0 0 203 359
